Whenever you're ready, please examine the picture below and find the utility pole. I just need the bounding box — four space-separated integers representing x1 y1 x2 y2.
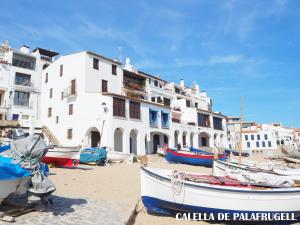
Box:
239 97 244 166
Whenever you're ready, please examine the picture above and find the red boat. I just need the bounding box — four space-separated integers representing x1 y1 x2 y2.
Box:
42 146 81 167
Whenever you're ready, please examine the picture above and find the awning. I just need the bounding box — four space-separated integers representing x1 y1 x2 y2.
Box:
149 108 159 112
161 110 169 114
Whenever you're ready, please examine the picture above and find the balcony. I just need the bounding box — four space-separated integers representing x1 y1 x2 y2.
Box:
63 85 76 98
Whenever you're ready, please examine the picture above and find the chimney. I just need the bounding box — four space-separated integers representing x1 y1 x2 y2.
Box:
179 79 184 88
20 45 30 54
194 83 200 94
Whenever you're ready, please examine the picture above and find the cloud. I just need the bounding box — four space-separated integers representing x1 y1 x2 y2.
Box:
208 55 242 65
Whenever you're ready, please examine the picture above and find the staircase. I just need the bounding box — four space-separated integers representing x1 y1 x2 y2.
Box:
42 126 60 145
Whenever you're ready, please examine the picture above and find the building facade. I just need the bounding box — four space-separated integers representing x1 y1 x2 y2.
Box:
41 51 228 154
0 41 58 135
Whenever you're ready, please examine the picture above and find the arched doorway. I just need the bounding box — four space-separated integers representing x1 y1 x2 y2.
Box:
182 131 187 147
153 134 160 153
129 129 138 154
190 132 194 148
85 127 101 147
198 132 210 147
174 130 179 147
163 135 169 145
114 128 123 152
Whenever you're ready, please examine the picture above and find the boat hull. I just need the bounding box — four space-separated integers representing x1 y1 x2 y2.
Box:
107 151 133 162
42 147 81 167
141 167 300 219
166 149 225 167
0 177 31 204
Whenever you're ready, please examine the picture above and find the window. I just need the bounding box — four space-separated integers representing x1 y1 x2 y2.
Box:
45 73 48 83
102 80 108 93
13 91 30 106
157 97 162 103
256 142 259 147
60 65 63 76
251 135 254 140
175 87 180 94
264 134 268 140
67 129 72 139
43 63 49 70
56 116 59 124
61 92 64 100
198 113 210 127
245 135 248 141
247 142 250 148
129 100 140 119
48 107 52 118
12 52 36 70
69 104 73 115
154 80 158 87
149 109 158 127
186 100 191 107
257 135 260 140
159 84 162 88
268 141 272 147
112 65 117 75
71 79 76 95
151 97 155 102
161 112 169 128
49 88 53 98
262 141 265 147
163 98 171 106
195 102 198 108
113 97 125 117
15 72 31 86
213 117 223 130
93 58 99 70
12 114 19 121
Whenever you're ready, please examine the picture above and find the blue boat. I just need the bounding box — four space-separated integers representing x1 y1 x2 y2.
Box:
190 147 213 155
166 148 225 167
80 147 107 166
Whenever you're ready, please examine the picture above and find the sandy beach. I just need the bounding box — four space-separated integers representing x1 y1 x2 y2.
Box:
48 155 213 225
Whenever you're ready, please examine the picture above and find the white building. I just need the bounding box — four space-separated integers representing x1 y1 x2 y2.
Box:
41 51 228 154
0 41 58 135
226 119 298 156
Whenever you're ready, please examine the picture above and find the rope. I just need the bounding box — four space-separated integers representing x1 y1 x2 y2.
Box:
170 170 186 204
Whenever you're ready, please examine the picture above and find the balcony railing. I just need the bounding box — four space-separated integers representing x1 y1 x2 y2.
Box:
123 81 146 93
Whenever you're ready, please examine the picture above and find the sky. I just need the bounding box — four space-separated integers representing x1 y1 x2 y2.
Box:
1 0 300 127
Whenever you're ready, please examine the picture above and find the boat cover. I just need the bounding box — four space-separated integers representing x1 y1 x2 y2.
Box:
1 134 56 199
226 170 295 187
80 147 107 165
0 156 31 180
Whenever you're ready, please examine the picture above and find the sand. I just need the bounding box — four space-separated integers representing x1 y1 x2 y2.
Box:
49 154 268 225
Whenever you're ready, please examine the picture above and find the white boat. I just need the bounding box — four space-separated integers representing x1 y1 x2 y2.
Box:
107 151 133 163
141 166 300 219
157 147 167 156
0 177 31 204
42 146 81 167
213 160 300 182
284 157 300 164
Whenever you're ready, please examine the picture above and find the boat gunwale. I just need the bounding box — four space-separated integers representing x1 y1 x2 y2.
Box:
141 166 300 193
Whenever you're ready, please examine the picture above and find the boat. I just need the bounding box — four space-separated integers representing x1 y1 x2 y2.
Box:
0 144 10 153
157 147 167 156
80 147 107 165
0 157 31 204
165 148 226 167
140 166 300 219
107 151 134 163
284 157 300 164
225 149 250 157
281 145 300 159
42 146 81 167
189 147 213 155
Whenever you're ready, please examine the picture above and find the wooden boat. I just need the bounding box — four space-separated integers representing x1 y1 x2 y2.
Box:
284 157 300 164
107 151 133 163
165 148 225 167
42 146 81 167
213 160 300 182
141 166 300 219
189 147 213 155
0 159 31 204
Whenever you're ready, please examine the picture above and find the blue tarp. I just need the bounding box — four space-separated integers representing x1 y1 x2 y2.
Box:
80 147 107 165
0 156 31 180
0 144 10 153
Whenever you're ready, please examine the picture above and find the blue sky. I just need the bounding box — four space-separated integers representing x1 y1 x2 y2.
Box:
1 0 300 127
